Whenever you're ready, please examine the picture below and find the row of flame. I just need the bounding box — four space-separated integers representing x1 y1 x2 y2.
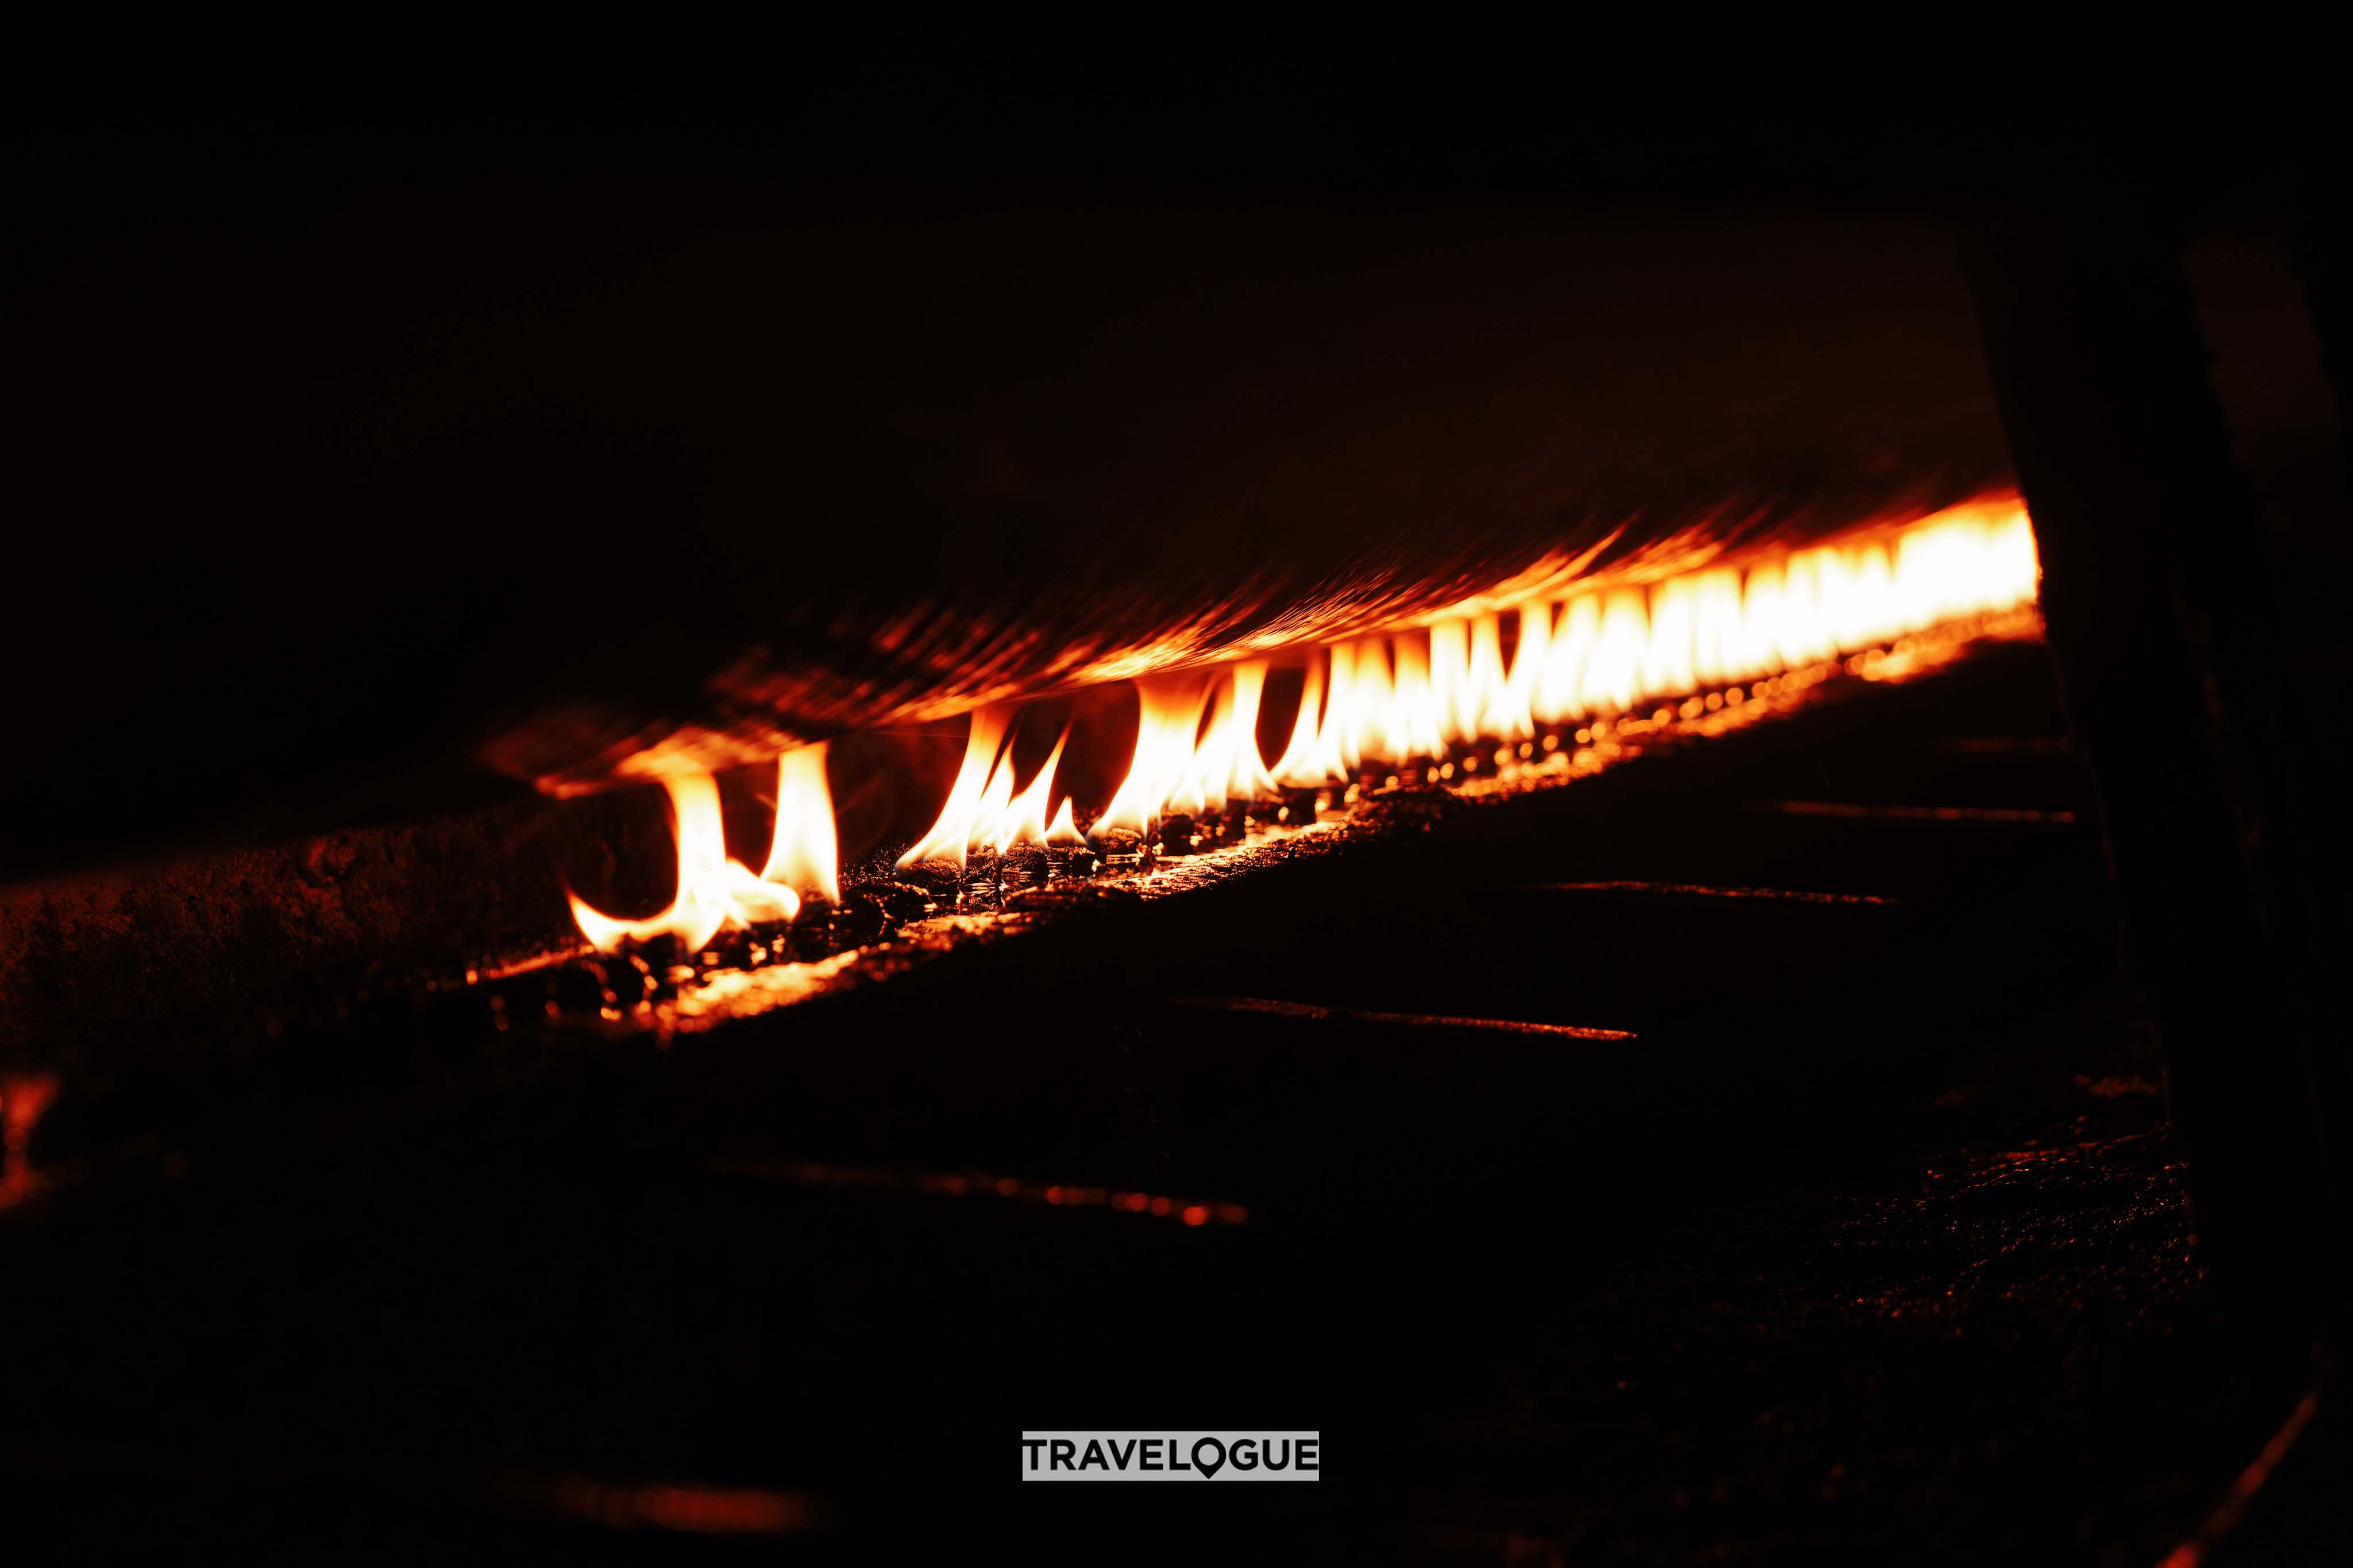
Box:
570 497 2040 954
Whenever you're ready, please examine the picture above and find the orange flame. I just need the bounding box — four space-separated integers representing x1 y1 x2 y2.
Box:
897 705 1077 862
1272 649 1344 786
1086 495 2037 824
569 774 798 953
1093 671 1213 836
1187 659 1280 805
1097 659 1293 837
1280 658 1336 790
759 744 839 904
988 727 1072 853
576 493 2038 956
897 705 1013 867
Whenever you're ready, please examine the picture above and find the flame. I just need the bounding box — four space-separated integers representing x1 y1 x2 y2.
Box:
989 727 1071 852
1387 636 1448 760
569 774 799 954
897 705 1014 866
1344 636 1394 767
1432 607 1548 744
1272 648 1345 786
1500 497 2035 733
897 704 1077 862
1093 672 1212 836
1187 659 1280 806
758 743 839 903
574 493 2038 957
1102 495 2037 816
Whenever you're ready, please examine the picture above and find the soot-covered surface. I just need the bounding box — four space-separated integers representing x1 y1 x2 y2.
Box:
0 643 2311 1561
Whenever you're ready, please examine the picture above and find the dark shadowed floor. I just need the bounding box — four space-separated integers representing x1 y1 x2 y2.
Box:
0 642 2327 1562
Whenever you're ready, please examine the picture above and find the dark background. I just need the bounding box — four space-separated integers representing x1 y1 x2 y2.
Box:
3 55 2346 1563
4 69 2332 886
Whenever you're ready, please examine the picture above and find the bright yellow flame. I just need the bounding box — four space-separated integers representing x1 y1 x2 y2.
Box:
989 727 1071 852
1462 614 1509 741
1500 603 1548 740
1388 635 1448 759
897 705 1078 862
1094 672 1212 836
1518 499 2035 744
1276 648 1352 786
893 495 2038 878
758 743 839 903
1276 496 2037 778
569 774 799 954
897 705 1014 867
1187 660 1280 806
1434 605 1549 742
1044 796 1086 845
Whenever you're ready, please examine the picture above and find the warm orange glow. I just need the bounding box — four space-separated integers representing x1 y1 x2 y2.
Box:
1094 671 1213 836
1187 660 1280 806
897 704 1013 866
1062 495 2035 833
551 1477 820 1535
1388 497 2035 770
0 1072 59 1210
992 727 1071 852
726 1157 1249 1225
567 493 2037 967
1097 659 1311 835
568 774 797 953
898 704 1079 862
758 743 839 903
1271 653 1340 787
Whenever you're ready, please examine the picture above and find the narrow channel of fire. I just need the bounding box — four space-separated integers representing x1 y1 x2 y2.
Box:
564 496 2039 972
